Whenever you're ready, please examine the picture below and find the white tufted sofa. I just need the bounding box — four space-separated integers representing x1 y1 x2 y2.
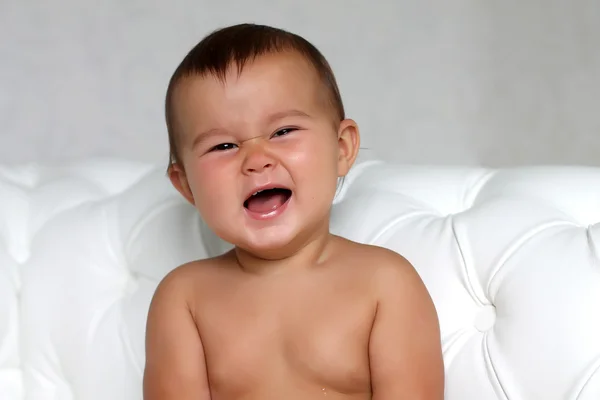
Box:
1 158 599 400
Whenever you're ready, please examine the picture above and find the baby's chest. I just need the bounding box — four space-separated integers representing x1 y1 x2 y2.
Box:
197 291 375 393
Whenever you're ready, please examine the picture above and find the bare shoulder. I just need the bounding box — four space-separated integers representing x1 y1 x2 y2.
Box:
366 245 422 290
146 252 234 335
152 253 230 302
336 237 437 322
336 237 420 286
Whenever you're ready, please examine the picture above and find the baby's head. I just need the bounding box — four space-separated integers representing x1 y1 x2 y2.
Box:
166 23 360 258
166 23 348 168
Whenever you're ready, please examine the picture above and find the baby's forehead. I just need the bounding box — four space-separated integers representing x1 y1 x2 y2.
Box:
174 52 328 108
170 54 336 133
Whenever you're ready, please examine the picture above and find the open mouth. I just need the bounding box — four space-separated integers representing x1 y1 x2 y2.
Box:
243 188 292 214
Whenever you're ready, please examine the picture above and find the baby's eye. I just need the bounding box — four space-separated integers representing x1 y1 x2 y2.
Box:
272 128 296 137
210 143 237 151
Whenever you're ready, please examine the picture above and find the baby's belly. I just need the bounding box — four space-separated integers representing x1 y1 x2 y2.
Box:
208 375 372 400
211 387 371 400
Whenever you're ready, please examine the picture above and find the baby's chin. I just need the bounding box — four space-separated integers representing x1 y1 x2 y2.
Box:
203 226 296 260
231 234 299 260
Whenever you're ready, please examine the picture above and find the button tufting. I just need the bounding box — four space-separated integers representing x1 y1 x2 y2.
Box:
5 160 600 400
474 305 496 332
123 272 139 297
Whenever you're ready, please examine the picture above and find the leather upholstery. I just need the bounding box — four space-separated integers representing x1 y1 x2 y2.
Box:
1 159 599 399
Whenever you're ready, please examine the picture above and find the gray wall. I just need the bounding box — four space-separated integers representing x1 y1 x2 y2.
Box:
1 0 599 167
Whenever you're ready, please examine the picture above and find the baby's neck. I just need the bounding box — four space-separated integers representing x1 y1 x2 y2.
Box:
232 231 336 276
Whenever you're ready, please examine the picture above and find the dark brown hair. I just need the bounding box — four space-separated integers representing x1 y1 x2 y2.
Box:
165 23 346 169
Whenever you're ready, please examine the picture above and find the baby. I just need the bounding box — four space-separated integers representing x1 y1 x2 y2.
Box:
143 23 444 400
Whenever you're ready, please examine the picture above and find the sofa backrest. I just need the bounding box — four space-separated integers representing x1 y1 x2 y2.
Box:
1 159 599 399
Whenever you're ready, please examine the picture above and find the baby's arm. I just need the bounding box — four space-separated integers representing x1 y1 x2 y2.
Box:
143 267 211 400
368 251 444 399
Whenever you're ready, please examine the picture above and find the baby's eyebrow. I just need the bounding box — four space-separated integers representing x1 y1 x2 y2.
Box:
191 128 226 150
266 109 311 124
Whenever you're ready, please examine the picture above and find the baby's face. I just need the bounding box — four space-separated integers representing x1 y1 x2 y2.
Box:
170 51 356 255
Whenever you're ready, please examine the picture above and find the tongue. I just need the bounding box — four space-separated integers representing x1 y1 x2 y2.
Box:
246 192 288 214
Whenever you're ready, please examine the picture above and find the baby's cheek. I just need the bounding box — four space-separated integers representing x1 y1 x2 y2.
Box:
197 187 227 208
196 198 232 238
191 183 221 213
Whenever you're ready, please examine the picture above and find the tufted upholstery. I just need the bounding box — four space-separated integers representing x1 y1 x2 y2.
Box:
1 159 599 400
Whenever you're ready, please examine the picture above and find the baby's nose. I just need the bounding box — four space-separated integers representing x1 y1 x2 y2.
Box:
242 146 276 173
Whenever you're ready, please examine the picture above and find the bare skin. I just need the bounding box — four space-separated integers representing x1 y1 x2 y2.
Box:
144 236 443 400
143 50 444 399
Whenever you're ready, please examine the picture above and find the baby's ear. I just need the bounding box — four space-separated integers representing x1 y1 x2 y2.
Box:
168 163 195 205
337 119 361 177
